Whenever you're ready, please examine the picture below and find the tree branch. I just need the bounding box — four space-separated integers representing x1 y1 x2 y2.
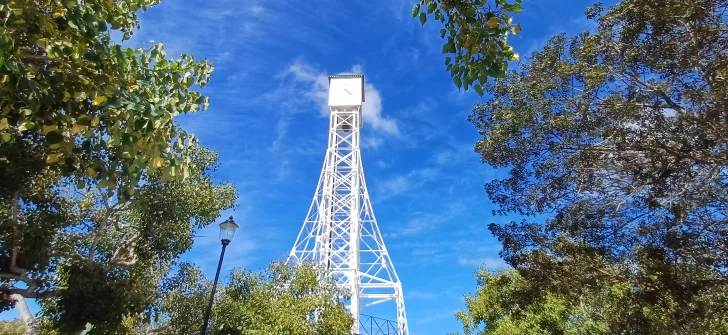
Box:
110 239 139 267
18 53 109 94
1 272 37 297
9 190 26 276
679 19 715 94
9 294 41 335
622 70 684 113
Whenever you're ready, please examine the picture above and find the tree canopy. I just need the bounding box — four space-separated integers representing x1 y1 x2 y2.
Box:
465 0 728 333
0 0 213 198
414 0 523 95
0 0 232 333
0 319 25 335
1 147 236 333
143 261 353 335
452 269 623 335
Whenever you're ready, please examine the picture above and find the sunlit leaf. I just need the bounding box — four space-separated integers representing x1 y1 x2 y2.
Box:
43 124 58 133
98 179 117 190
91 96 107 106
18 121 35 131
46 153 62 164
152 156 165 168
71 124 87 134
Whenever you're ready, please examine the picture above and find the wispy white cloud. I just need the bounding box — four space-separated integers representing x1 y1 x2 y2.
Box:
373 142 476 201
363 136 384 149
388 201 466 238
380 175 409 195
406 290 438 300
378 167 438 197
272 115 291 150
433 143 476 166
399 236 505 269
412 308 460 327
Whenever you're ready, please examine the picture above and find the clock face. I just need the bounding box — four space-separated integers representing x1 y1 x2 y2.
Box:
328 77 363 106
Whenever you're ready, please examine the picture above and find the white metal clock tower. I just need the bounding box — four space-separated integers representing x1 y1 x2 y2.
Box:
288 74 409 335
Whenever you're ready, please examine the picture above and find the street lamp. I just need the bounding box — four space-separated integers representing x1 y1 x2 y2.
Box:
201 216 239 335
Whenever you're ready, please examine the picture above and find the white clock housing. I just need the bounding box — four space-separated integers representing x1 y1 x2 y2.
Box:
328 75 364 107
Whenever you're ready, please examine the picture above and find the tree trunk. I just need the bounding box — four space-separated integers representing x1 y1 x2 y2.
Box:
9 294 40 335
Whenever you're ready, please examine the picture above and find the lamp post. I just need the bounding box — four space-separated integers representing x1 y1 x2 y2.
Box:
201 216 239 335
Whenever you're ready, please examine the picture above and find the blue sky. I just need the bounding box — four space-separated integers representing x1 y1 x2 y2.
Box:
2 0 615 333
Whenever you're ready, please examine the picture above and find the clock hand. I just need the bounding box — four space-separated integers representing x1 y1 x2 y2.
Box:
344 89 352 94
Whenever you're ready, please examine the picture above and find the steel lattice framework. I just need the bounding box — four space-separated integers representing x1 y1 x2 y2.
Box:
288 102 408 335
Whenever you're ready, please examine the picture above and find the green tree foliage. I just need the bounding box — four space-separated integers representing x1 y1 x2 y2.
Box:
0 0 229 332
468 0 728 333
145 262 212 334
1 147 236 334
452 269 623 335
146 261 353 335
414 0 523 94
0 319 26 335
0 0 213 197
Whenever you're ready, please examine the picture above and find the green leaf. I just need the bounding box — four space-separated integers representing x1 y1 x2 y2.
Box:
45 131 63 144
440 29 447 38
474 84 483 96
442 43 450 54
74 91 88 101
453 76 462 88
76 116 93 126
487 68 507 78
18 121 35 131
419 12 427 25
445 56 452 65
122 133 137 145
427 3 436 13
46 153 61 164
91 96 107 106
412 4 420 18
134 119 149 130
